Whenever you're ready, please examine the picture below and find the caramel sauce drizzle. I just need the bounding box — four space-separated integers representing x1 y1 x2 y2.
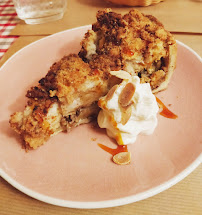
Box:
98 143 128 156
156 97 178 119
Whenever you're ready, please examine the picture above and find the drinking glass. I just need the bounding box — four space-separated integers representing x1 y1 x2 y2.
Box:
13 0 67 24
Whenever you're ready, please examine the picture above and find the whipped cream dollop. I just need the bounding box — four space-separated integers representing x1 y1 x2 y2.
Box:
97 71 159 145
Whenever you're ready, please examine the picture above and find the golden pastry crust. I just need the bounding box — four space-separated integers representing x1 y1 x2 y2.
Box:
79 9 177 92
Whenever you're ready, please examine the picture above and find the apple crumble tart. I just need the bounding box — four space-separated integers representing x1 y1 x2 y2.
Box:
10 54 119 149
79 9 177 93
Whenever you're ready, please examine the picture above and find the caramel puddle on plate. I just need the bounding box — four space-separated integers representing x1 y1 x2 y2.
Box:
97 143 128 156
156 97 178 119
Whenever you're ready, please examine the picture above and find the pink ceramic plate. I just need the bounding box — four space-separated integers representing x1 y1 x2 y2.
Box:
0 26 201 209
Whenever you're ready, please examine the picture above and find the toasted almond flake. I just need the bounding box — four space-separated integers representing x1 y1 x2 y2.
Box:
121 105 132 125
119 83 135 107
110 70 131 80
106 84 118 101
113 152 131 165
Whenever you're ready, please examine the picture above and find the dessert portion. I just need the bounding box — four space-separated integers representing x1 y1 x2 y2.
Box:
79 9 177 93
9 9 177 150
10 54 119 149
97 71 159 146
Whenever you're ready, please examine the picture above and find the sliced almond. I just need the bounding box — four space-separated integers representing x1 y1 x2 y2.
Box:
110 70 131 80
121 105 132 125
113 152 131 165
119 83 135 107
106 84 118 101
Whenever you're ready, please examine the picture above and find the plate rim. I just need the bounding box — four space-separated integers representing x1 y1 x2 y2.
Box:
0 25 202 209
0 155 201 209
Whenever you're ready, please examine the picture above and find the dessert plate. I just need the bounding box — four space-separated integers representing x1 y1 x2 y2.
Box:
0 26 201 209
